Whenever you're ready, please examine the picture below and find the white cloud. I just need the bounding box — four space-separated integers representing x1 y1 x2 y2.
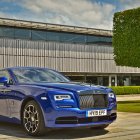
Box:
1 0 140 30
0 12 6 17
120 0 140 11
18 0 115 30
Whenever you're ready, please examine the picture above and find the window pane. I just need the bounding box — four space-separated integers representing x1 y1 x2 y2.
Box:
59 32 74 42
60 32 86 43
87 35 112 44
32 30 46 40
71 34 85 43
0 26 14 38
15 28 31 39
46 31 60 41
0 70 11 85
47 31 86 43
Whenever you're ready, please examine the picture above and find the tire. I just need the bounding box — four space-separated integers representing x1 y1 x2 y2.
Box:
22 100 46 136
90 124 109 130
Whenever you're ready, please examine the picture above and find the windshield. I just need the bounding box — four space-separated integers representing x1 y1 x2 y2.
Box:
12 68 70 83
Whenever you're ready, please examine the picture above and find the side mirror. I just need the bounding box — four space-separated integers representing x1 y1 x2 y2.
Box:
0 77 8 84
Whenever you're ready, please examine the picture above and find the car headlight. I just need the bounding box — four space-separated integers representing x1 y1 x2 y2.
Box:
54 95 71 101
108 92 115 98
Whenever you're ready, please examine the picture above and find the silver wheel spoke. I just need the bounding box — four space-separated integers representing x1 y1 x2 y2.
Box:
23 104 39 133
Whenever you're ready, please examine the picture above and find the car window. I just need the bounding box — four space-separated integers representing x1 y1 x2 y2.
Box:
12 68 70 83
0 70 13 85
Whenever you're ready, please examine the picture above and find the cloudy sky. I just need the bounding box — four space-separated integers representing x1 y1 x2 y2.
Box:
0 0 140 30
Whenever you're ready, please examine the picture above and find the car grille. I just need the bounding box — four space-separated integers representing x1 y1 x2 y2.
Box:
55 113 117 124
79 94 108 110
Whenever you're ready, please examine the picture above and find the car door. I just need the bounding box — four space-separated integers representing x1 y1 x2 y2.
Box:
0 70 13 118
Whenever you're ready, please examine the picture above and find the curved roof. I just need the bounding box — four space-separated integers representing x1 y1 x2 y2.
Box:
0 17 112 37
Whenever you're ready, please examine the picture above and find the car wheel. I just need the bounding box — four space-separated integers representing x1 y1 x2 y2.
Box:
22 100 46 136
90 124 109 130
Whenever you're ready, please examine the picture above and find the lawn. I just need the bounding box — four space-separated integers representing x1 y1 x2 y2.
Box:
117 100 140 113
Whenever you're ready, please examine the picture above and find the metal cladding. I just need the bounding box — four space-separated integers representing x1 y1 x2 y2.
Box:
0 38 140 73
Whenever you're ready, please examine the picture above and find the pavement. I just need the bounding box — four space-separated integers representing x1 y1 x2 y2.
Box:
117 94 140 101
0 112 140 140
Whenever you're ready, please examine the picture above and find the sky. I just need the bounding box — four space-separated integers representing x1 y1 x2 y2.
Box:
0 0 140 30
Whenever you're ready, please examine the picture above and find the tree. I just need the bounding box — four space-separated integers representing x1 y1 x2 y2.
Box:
113 7 140 67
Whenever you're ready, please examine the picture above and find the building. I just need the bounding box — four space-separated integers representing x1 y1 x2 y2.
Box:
0 18 140 86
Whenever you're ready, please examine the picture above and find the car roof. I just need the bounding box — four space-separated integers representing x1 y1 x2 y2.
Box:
2 66 50 71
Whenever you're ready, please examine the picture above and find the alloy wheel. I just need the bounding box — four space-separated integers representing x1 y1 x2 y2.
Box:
23 105 39 133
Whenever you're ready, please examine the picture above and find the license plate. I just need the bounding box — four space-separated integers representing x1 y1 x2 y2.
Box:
86 109 107 117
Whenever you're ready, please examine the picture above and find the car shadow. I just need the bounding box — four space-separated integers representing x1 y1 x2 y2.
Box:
0 122 109 139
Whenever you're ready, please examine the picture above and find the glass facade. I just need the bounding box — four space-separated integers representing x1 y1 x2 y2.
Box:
32 30 46 41
68 75 140 86
131 76 140 86
87 35 111 44
68 76 109 86
0 27 14 38
15 28 31 39
0 26 112 44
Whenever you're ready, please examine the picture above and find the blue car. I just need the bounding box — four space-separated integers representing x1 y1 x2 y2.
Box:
0 67 117 136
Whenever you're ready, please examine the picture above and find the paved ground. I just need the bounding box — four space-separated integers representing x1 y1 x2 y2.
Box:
117 94 140 101
0 112 140 140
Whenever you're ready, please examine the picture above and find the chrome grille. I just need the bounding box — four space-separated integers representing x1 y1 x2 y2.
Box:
79 94 108 110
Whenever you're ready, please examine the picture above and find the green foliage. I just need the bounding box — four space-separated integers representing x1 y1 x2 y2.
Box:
118 100 140 113
110 86 140 95
113 7 140 67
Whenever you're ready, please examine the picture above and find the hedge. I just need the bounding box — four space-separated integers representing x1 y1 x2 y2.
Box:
110 86 140 95
113 7 140 67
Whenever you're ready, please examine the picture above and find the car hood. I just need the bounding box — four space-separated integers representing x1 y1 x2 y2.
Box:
21 82 111 94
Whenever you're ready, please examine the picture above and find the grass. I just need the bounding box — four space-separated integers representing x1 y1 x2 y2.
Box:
117 100 140 113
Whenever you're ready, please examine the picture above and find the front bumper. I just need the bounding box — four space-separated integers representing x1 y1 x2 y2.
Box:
44 106 117 128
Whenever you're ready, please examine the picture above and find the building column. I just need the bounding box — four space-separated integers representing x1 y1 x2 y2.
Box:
115 75 117 86
109 75 111 86
109 75 117 86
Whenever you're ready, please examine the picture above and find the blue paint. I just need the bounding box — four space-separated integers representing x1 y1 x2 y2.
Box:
0 67 117 128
